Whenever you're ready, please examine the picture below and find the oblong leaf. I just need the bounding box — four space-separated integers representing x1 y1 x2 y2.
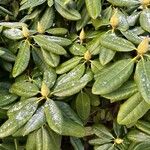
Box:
107 0 140 7
12 40 30 77
117 93 150 125
20 0 46 10
100 32 136 52
42 49 60 67
140 9 150 33
3 28 24 40
99 47 116 66
53 69 93 97
33 35 67 55
85 0 101 19
0 99 38 138
92 59 134 95
135 59 150 104
56 56 82 74
55 0 81 20
127 129 150 142
23 106 46 136
135 120 150 135
102 81 138 102
10 81 39 97
76 92 91 121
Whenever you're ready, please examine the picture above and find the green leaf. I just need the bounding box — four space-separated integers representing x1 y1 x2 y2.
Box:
91 6 112 29
3 28 24 40
12 40 30 77
140 9 150 33
127 129 150 142
76 92 91 121
92 59 134 95
26 131 36 150
102 81 138 102
46 27 68 35
94 143 114 150
99 47 116 66
135 59 150 104
0 98 38 138
55 0 81 20
69 43 87 56
107 0 140 7
85 0 101 19
20 0 46 10
42 35 72 46
56 101 83 126
70 137 84 150
54 63 85 90
135 120 150 135
91 59 103 74
43 67 57 88
35 126 60 150
0 47 16 62
116 9 129 31
45 99 85 137
128 142 150 150
117 93 150 125
100 32 136 52
23 106 46 135
121 30 142 45
42 48 60 67
33 35 67 55
47 0 54 7
0 90 18 107
53 69 93 97
76 7 90 31
10 81 39 97
7 97 38 117
38 7 54 32
127 11 141 27
92 124 114 139
89 138 113 145
56 57 82 74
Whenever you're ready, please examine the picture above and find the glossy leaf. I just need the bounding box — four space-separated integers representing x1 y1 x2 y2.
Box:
99 47 116 66
102 81 138 102
56 57 82 74
100 32 136 52
10 81 39 97
33 35 67 55
117 93 150 125
55 0 81 20
76 92 91 121
0 99 38 138
12 40 30 77
135 59 150 104
85 0 101 19
140 9 150 33
20 0 46 10
92 59 134 95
